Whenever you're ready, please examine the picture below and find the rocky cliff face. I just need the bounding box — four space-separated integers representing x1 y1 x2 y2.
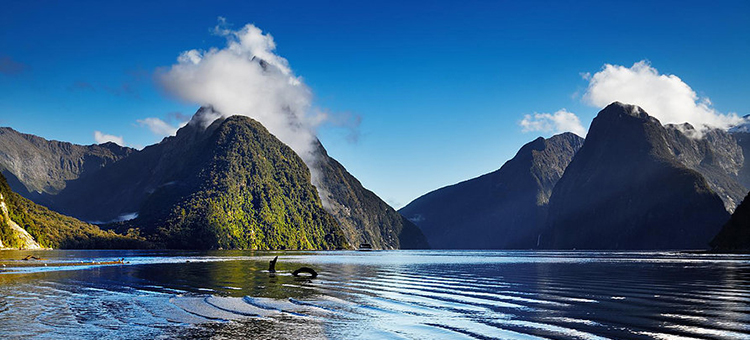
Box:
730 129 750 189
542 102 730 250
399 133 584 249
664 124 746 212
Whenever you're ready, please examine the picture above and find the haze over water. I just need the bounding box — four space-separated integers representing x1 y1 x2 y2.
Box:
1 250 749 340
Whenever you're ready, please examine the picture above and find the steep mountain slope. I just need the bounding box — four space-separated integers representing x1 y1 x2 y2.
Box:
664 124 746 212
730 126 750 189
313 141 429 249
542 102 729 250
711 191 750 251
0 127 133 200
399 133 583 249
0 172 147 249
82 114 348 250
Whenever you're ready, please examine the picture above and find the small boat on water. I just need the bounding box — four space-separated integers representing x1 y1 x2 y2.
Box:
358 243 373 251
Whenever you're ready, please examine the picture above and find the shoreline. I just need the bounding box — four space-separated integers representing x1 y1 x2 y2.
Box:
0 259 128 268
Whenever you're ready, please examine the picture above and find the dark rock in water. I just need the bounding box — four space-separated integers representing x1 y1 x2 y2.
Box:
292 267 318 278
542 102 730 250
711 191 750 251
268 256 278 273
399 132 584 249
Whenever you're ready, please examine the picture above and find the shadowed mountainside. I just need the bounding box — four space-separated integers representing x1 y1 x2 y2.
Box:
399 133 584 249
542 102 729 250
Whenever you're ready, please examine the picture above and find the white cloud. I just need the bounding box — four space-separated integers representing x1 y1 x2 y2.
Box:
582 60 742 131
156 19 326 165
520 109 586 137
93 131 125 146
137 118 180 137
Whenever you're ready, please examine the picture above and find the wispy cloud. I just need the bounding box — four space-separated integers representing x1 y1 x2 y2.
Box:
93 131 125 146
520 109 586 137
582 60 742 131
137 117 180 138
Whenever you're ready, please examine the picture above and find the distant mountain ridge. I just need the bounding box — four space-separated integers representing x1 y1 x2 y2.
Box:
0 127 133 201
399 132 584 249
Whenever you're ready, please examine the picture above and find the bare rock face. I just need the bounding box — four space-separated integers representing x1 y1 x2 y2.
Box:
0 193 41 249
543 102 730 250
399 132 584 249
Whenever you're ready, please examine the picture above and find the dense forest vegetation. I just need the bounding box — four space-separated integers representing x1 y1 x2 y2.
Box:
107 116 348 250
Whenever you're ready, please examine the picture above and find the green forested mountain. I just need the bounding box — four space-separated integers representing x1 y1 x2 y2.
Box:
97 115 348 250
0 172 148 249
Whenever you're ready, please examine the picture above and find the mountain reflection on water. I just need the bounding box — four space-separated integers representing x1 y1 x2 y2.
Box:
0 250 749 340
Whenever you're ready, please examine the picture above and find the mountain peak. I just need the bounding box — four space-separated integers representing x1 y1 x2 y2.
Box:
598 101 652 121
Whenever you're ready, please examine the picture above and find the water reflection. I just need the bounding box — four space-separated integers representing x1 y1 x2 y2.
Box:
0 250 749 339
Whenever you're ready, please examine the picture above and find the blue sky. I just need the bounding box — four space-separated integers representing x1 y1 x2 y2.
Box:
1 0 748 208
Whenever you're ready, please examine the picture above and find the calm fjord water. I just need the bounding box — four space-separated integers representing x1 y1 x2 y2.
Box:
0 250 749 340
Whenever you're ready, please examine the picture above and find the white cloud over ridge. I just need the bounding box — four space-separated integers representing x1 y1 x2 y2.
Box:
94 131 125 146
137 118 180 138
583 60 742 132
156 18 329 165
520 109 586 137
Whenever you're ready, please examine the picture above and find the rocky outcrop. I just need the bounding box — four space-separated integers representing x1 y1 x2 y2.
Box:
0 193 41 249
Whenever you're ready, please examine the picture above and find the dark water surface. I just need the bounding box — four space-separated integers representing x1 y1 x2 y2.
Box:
1 250 749 339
